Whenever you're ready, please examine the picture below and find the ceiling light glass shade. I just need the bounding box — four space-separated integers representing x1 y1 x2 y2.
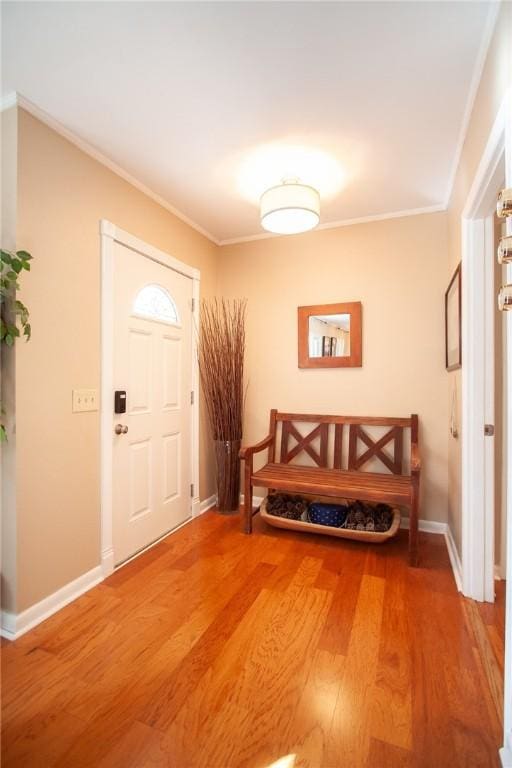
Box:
260 181 320 235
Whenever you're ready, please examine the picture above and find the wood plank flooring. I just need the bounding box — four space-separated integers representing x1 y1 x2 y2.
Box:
478 580 506 676
1 511 503 767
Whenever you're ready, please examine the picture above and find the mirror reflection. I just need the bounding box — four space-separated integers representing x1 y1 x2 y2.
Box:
308 314 351 358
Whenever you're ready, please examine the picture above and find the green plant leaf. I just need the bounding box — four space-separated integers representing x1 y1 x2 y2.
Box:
0 320 14 338
1 246 32 349
0 424 7 442
3 322 17 337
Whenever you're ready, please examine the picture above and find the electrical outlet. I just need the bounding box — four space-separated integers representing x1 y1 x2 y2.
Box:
72 389 98 413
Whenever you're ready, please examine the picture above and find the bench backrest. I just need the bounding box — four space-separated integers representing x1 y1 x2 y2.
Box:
267 410 418 477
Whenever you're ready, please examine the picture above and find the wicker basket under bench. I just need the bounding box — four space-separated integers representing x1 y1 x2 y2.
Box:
260 495 402 543
239 410 421 566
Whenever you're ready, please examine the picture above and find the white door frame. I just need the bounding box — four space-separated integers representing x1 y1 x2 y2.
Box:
99 219 200 576
500 88 512 767
461 93 510 602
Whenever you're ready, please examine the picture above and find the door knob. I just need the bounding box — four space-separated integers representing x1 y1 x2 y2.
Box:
497 235 512 264
497 188 512 218
498 285 512 312
114 424 129 435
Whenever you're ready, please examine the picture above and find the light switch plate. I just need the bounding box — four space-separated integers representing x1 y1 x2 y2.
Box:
72 389 98 413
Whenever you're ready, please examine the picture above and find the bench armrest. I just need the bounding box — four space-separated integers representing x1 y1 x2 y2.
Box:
411 443 421 474
239 434 274 461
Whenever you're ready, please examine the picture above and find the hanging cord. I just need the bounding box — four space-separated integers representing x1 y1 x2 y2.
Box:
450 382 459 439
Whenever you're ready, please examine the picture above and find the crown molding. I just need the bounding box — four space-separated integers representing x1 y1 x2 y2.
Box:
443 0 502 209
218 203 446 246
1 92 220 246
0 92 17 112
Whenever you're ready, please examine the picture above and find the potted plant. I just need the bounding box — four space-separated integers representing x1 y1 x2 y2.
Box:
198 298 246 512
1 248 33 440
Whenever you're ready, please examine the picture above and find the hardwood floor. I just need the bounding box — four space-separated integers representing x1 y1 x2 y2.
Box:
1 511 503 767
471 579 507 729
478 580 506 676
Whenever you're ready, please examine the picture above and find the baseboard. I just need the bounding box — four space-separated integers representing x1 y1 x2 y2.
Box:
401 517 447 534
445 524 463 592
240 493 264 508
199 494 217 514
1 612 17 641
101 547 114 577
1 565 103 641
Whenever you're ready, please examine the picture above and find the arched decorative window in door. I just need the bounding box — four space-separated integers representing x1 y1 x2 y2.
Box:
132 283 180 325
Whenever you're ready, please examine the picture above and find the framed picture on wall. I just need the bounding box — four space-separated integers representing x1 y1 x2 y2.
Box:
445 263 461 371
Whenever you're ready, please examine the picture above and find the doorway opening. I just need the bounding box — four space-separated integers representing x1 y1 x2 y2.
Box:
461 100 509 604
459 94 511 761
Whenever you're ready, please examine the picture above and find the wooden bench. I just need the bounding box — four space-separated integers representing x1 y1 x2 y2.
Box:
239 410 421 565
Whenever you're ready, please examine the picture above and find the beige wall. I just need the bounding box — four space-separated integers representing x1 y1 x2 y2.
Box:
218 212 449 523
446 2 512 557
1 107 18 612
13 108 218 612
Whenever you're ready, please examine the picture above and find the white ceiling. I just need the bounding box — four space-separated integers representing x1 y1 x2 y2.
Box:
2 2 495 244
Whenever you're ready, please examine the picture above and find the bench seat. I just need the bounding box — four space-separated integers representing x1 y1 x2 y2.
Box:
252 463 413 506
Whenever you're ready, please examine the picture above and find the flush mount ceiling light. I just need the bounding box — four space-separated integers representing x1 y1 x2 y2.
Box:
260 179 320 235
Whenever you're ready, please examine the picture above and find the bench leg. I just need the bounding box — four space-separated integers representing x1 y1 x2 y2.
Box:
243 462 253 534
409 478 419 566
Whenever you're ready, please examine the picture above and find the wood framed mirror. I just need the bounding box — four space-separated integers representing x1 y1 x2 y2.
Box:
298 302 362 368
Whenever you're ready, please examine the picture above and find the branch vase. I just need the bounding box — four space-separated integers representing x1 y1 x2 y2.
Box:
214 439 241 513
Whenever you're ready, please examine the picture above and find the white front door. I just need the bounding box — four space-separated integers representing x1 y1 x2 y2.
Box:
112 241 193 565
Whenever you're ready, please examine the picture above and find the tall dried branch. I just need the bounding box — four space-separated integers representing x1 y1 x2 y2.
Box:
198 298 247 441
